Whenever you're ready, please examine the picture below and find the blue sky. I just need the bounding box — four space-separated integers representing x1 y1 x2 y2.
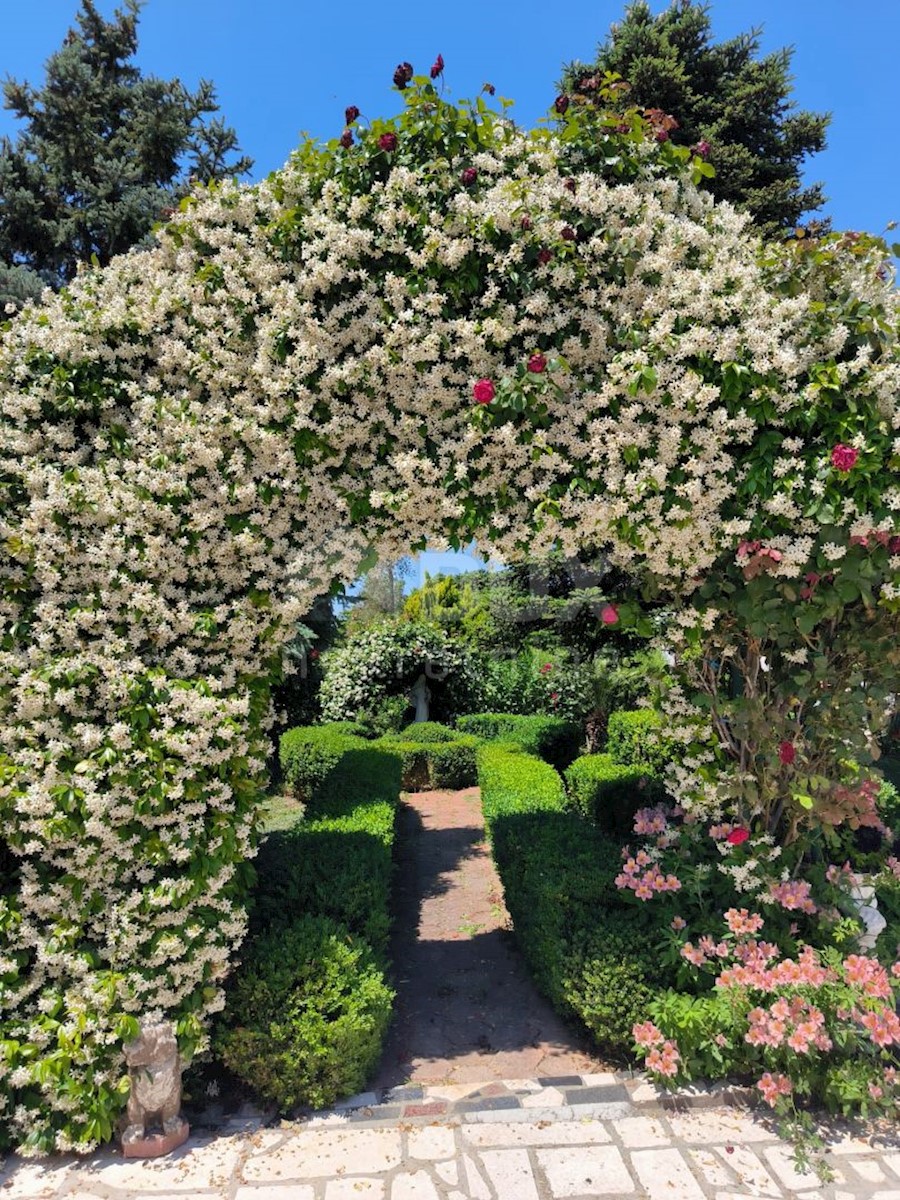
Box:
3 0 898 589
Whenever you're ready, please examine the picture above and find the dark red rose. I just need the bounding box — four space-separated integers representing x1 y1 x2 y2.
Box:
655 129 669 143
483 82 495 95
473 378 495 405
617 122 631 134
309 648 320 660
561 225 576 241
340 129 353 149
461 167 478 186
778 741 796 766
554 94 570 115
726 827 750 846
537 248 553 264
520 215 533 231
378 132 398 152
527 353 547 374
345 105 360 125
430 53 444 79
393 62 414 89
564 177 576 193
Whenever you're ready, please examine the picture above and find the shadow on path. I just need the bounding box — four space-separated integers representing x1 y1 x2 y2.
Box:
374 787 607 1088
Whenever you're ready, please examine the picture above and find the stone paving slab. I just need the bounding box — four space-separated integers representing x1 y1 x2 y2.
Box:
2 1085 900 1200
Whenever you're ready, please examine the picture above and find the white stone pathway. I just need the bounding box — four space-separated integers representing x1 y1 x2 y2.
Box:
3 1100 900 1200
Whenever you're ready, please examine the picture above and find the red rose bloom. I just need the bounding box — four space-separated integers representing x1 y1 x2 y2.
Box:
520 215 533 231
831 443 859 472
726 828 750 846
537 248 553 264
693 140 710 158
430 54 444 79
379 132 398 152
554 94 570 115
339 129 353 149
461 167 478 186
473 378 495 405
655 129 669 143
345 105 360 125
540 663 553 674
527 353 547 374
561 226 576 241
600 604 619 625
393 62 414 89
778 741 796 765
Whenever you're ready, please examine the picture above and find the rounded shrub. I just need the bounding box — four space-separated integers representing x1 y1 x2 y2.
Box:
214 914 394 1111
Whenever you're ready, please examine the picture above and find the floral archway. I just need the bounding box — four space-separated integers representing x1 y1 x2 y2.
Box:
1 72 897 1150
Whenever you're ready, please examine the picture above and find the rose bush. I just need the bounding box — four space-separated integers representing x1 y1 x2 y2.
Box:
0 62 897 1150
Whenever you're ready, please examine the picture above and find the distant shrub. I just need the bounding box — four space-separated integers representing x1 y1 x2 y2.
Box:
606 709 674 776
214 915 393 1111
377 727 481 789
457 713 581 769
565 753 663 835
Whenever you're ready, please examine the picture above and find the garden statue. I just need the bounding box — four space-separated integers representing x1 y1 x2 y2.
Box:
121 1022 189 1157
408 673 431 723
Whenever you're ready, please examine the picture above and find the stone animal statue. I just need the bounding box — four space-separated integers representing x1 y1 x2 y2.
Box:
122 1022 187 1147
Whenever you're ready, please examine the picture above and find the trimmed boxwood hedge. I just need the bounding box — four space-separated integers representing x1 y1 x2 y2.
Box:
215 727 401 1110
606 708 673 775
457 713 582 770
378 729 481 790
564 753 663 836
214 914 393 1111
477 742 672 1054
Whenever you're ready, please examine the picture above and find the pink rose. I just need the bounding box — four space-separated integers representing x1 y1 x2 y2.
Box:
378 132 397 152
600 604 619 625
473 378 495 405
527 353 547 374
831 443 859 472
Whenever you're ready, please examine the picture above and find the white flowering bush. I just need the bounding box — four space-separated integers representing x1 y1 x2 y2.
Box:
1 64 898 1150
320 622 480 727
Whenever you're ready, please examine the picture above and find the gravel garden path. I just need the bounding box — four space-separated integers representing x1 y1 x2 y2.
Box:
373 787 606 1088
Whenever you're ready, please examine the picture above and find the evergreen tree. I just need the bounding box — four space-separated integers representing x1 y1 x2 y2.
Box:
562 1 830 239
0 0 252 301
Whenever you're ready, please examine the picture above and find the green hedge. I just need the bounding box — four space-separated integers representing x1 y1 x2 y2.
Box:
477 743 670 1054
260 734 400 949
216 728 401 1111
279 724 363 799
564 753 663 836
378 731 481 789
214 915 393 1111
606 709 673 775
457 713 582 770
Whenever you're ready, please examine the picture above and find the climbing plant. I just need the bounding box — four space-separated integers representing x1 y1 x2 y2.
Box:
0 66 897 1151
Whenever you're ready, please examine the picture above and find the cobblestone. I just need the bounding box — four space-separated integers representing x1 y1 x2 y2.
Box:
3 1093 900 1199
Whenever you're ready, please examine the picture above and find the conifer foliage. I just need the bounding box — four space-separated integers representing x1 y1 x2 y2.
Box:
562 0 830 239
0 0 251 300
